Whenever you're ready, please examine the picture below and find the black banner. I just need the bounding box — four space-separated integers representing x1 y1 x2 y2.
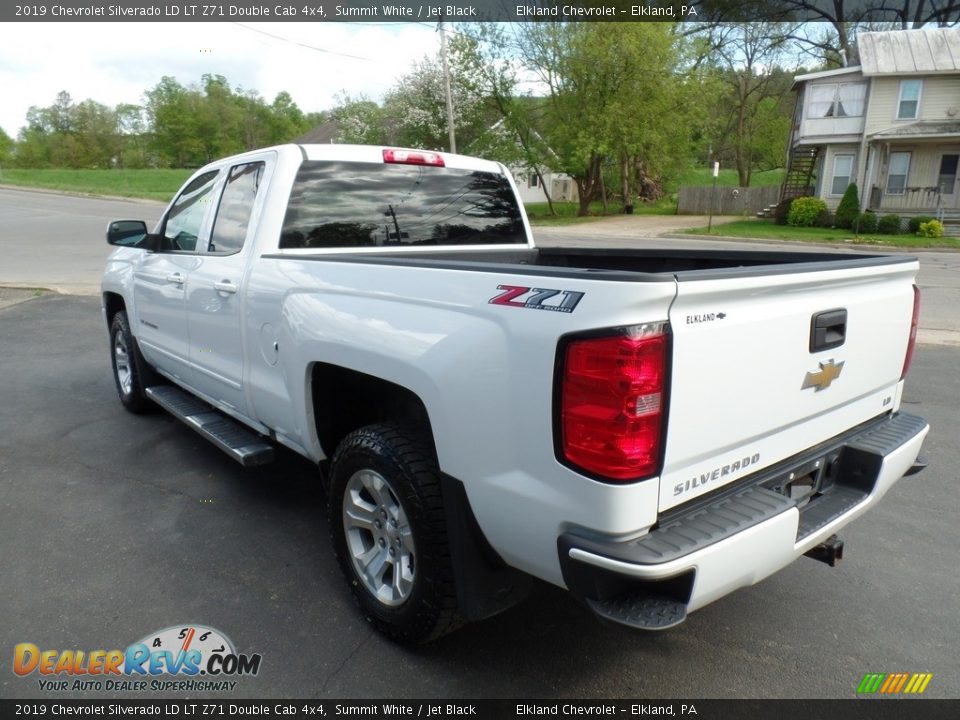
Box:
2 700 960 720
4 0 959 23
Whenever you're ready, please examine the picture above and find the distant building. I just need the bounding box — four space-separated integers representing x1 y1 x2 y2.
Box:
784 27 960 231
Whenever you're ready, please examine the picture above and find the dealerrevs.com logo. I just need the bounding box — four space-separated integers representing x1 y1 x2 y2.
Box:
14 625 262 692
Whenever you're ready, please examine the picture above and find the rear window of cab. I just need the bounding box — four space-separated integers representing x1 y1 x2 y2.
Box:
280 161 526 249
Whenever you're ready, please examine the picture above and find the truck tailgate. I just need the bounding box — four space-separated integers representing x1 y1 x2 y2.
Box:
660 258 918 512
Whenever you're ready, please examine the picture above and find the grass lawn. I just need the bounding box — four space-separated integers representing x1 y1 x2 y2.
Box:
525 198 679 224
0 168 192 201
685 218 960 249
675 167 784 187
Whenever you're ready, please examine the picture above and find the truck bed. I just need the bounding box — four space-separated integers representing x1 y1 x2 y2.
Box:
268 246 913 281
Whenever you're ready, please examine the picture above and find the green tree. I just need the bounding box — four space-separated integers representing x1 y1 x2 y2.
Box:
145 76 204 167
462 22 704 215
0 126 13 165
329 94 389 145
706 22 797 186
267 91 309 143
13 91 121 168
115 103 148 168
381 42 495 154
834 182 860 229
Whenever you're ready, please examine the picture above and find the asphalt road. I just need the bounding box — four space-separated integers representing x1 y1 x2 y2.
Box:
0 293 956 700
0 187 164 295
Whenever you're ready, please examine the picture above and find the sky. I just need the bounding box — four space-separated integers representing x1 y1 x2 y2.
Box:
0 22 444 137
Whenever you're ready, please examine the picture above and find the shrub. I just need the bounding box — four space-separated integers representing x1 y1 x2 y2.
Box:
817 210 835 228
907 216 936 234
787 196 827 227
856 211 878 234
773 198 793 226
834 183 860 229
878 214 902 234
917 219 944 238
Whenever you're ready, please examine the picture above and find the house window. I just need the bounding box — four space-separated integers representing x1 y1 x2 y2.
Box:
528 172 539 189
807 82 867 118
897 80 922 120
831 155 854 195
886 152 911 194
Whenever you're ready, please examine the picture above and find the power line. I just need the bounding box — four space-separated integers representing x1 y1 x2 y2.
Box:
231 23 376 62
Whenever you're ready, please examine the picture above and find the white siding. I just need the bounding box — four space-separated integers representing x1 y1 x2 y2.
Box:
866 76 960 133
511 169 578 204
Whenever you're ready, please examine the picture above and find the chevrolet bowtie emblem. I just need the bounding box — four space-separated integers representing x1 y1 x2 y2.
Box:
802 359 845 392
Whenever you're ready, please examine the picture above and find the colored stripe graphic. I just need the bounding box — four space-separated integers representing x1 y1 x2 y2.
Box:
857 672 933 695
857 673 885 693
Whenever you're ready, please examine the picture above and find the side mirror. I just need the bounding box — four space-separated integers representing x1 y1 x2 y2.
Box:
106 220 160 251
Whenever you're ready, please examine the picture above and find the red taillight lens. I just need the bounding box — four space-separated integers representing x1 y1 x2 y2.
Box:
382 148 445 166
901 284 920 380
560 324 668 481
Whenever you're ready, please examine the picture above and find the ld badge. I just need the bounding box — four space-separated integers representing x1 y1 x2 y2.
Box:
802 359 845 392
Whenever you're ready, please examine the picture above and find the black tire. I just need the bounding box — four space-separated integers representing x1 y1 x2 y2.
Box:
328 422 461 644
109 310 159 414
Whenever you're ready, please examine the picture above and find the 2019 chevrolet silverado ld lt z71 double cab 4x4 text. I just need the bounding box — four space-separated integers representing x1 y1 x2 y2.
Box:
101 144 928 643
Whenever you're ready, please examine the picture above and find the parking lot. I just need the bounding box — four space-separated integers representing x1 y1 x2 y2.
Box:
1 187 958 699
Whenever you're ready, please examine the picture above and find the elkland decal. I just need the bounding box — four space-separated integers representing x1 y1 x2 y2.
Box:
13 625 261 693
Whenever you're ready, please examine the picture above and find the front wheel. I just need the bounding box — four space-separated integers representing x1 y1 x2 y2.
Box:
109 310 157 414
328 422 461 644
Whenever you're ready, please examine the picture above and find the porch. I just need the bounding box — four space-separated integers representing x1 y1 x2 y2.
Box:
863 122 960 233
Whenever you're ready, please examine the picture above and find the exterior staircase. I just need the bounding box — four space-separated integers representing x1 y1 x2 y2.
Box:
781 146 820 201
758 146 821 218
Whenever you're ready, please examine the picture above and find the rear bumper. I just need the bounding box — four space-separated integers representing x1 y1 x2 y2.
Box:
558 412 929 630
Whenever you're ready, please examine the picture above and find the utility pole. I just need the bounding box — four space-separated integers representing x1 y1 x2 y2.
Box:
439 19 456 154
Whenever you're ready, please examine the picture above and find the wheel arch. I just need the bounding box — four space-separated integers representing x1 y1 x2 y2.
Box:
103 291 126 328
309 362 435 469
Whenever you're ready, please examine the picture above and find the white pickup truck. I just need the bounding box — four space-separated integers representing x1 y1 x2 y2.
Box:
102 144 928 643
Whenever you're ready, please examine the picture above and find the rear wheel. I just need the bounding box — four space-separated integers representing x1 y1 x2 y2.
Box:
109 310 158 414
329 422 461 644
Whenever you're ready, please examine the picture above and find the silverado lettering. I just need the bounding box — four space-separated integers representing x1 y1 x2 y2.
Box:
674 453 761 497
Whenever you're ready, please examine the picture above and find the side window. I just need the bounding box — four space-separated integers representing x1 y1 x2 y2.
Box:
162 171 219 252
208 162 265 255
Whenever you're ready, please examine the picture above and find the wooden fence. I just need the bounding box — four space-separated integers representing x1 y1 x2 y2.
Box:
677 185 781 215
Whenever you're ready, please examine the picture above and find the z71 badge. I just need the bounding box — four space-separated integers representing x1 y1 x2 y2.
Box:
489 285 585 313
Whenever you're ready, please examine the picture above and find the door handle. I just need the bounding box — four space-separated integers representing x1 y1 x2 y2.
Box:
166 273 184 285
213 280 237 294
810 309 847 352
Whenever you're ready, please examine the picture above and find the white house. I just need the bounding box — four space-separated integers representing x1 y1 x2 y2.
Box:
785 27 960 230
509 168 578 205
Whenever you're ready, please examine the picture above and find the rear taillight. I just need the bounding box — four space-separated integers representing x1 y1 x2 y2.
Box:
901 284 920 380
382 148 445 166
559 323 669 481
